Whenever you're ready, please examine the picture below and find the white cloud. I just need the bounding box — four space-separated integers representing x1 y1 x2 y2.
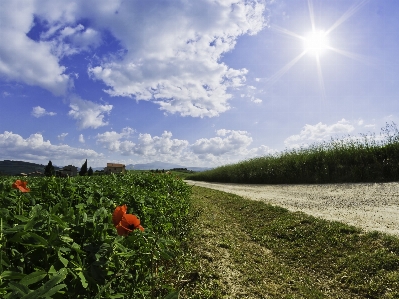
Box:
192 129 253 156
68 95 113 129
31 106 57 118
0 131 102 163
284 119 356 148
251 97 262 103
96 127 276 166
0 1 71 96
58 132 68 141
87 0 267 117
79 134 85 143
96 128 188 157
0 0 268 116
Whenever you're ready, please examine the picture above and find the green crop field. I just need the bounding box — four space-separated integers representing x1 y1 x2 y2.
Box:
0 172 192 298
186 122 399 184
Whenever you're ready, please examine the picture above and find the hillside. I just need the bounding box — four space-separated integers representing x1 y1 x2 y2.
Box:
0 160 54 175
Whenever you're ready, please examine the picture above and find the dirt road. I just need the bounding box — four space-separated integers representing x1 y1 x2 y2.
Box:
185 180 399 237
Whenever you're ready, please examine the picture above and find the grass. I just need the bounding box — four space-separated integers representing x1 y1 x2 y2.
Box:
179 186 399 298
186 122 399 184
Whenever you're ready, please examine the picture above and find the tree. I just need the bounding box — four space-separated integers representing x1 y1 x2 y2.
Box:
44 160 55 177
79 159 88 176
88 167 93 176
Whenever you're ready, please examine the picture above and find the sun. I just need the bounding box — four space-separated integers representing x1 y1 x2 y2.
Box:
304 30 329 56
267 0 369 101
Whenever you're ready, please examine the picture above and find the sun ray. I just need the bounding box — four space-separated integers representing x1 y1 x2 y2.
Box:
266 51 307 86
315 55 327 101
307 0 316 32
271 24 305 41
267 0 371 101
325 0 369 35
328 46 379 66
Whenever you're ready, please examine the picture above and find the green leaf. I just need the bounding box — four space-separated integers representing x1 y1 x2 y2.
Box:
60 236 74 243
163 290 179 299
23 219 37 231
14 215 30 222
19 270 47 286
22 233 48 246
50 214 67 228
58 252 68 267
47 265 57 275
0 271 26 280
38 275 66 297
78 272 88 288
8 281 30 296
40 283 66 297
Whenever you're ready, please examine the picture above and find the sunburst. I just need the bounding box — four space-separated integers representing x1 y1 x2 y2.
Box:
267 0 370 101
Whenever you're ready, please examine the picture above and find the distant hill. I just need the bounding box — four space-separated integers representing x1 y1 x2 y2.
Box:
127 161 211 172
0 160 60 175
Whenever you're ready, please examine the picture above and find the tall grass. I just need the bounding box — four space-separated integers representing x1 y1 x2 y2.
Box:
187 122 399 184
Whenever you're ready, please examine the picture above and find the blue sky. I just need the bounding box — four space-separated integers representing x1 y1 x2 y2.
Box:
1 0 398 168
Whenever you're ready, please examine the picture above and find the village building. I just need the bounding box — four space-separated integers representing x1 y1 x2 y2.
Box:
104 163 126 174
57 165 78 177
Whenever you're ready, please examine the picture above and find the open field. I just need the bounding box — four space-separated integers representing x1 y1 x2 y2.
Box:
185 180 399 237
182 186 399 298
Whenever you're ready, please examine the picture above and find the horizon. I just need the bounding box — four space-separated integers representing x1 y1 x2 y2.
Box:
1 0 398 168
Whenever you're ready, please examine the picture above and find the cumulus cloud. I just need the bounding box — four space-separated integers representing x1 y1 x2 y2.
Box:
58 132 68 141
191 129 253 156
68 95 113 129
284 119 356 148
0 1 71 96
1 0 268 116
0 131 102 162
86 0 267 117
31 106 57 118
96 128 188 157
79 134 85 143
96 127 275 166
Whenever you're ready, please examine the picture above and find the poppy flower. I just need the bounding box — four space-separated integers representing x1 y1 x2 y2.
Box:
12 180 30 192
112 204 127 226
113 205 144 236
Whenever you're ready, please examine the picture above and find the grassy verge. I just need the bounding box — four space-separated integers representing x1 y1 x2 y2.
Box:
180 186 399 298
187 123 399 184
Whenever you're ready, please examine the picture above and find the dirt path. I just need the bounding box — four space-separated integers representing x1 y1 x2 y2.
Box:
185 180 399 237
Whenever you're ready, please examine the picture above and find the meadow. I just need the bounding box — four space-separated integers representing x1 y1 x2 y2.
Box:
186 122 399 184
0 172 192 298
1 123 399 298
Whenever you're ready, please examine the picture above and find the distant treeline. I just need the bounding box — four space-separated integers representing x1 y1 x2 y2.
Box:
187 123 399 184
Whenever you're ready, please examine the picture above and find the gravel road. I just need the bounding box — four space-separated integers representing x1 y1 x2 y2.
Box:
185 180 399 237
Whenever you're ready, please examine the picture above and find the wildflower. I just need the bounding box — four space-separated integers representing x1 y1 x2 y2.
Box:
113 205 144 236
12 180 30 192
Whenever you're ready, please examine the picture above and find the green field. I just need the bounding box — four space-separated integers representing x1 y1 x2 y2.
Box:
1 123 399 298
186 123 399 184
0 173 191 298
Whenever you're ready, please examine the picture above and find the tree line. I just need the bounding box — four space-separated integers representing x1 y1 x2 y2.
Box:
44 159 93 177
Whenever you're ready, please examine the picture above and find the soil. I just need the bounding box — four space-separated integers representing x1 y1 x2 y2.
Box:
185 180 399 237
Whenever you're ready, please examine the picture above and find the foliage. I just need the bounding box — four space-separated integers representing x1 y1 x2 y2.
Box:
79 160 88 176
44 161 55 177
187 122 399 184
88 167 93 176
0 172 192 298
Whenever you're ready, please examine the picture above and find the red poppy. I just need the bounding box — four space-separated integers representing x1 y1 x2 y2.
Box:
113 205 144 236
112 204 127 226
12 180 30 192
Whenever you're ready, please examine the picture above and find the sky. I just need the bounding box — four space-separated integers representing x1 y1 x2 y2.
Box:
1 0 398 168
